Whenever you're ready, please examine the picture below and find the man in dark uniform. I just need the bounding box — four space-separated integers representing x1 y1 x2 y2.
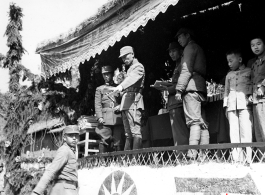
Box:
95 66 124 153
32 125 79 195
163 42 190 146
113 46 145 150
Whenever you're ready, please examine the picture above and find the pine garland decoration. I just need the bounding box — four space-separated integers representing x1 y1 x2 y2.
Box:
3 3 25 93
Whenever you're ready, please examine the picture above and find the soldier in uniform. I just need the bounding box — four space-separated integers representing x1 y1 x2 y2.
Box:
95 66 124 153
31 125 79 195
175 28 209 159
163 42 190 146
113 46 145 150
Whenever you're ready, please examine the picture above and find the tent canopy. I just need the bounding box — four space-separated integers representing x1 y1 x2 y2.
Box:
36 0 233 78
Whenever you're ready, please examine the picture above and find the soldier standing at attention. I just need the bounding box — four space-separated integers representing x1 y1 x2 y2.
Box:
31 125 79 195
95 66 124 153
175 28 209 160
113 46 145 150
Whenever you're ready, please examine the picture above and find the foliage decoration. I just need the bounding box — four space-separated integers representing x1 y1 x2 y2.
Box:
3 3 26 93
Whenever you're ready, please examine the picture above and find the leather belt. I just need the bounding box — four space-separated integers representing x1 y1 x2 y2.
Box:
55 179 78 188
103 102 115 108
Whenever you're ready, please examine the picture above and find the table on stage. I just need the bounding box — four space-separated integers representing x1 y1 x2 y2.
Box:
145 93 230 147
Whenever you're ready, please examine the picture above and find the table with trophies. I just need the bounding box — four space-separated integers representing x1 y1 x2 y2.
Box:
148 80 230 146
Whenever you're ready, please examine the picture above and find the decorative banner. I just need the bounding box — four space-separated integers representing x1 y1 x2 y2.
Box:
78 163 265 195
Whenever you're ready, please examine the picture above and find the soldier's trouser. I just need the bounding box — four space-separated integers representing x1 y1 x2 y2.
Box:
122 109 142 150
169 107 190 146
122 109 142 139
183 92 209 158
228 109 253 163
49 182 78 195
98 125 125 153
253 103 265 155
112 125 125 151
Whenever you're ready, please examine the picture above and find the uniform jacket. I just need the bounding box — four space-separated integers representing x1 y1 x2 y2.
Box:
33 143 78 195
175 40 207 94
120 59 145 110
223 65 252 111
167 60 183 110
95 82 122 125
247 53 265 104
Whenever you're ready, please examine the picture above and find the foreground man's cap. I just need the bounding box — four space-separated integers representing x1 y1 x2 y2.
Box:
102 66 113 74
63 125 79 135
119 46 133 58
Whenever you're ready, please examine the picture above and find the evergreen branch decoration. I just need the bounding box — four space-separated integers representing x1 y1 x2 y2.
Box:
1 4 100 195
3 3 25 93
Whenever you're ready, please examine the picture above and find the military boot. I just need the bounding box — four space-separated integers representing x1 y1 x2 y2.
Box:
133 136 142 150
99 143 108 153
124 137 133 151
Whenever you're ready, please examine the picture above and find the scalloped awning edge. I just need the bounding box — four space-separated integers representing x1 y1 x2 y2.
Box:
39 0 179 78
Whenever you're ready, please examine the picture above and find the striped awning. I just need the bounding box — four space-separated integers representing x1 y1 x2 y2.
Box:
36 0 179 78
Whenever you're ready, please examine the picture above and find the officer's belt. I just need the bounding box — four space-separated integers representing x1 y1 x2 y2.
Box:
55 179 78 188
102 102 115 108
124 87 143 93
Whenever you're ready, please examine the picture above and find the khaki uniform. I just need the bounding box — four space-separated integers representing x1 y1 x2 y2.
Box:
95 82 124 151
33 143 78 195
119 59 145 139
176 40 209 158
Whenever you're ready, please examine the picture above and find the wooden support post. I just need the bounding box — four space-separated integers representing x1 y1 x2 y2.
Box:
85 131 89 157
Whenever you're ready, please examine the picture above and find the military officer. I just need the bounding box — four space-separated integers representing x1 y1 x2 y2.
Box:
113 46 145 150
95 66 124 153
32 125 80 195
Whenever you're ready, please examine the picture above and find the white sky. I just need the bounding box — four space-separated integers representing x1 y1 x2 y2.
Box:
0 0 109 93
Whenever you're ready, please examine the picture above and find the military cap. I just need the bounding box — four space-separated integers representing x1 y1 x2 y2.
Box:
63 125 79 135
119 46 134 58
102 66 114 74
175 28 195 38
167 42 182 51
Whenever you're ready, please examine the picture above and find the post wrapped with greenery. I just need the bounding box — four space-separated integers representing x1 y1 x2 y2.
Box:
1 3 47 195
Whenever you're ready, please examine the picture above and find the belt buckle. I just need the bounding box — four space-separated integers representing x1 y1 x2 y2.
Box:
110 102 114 108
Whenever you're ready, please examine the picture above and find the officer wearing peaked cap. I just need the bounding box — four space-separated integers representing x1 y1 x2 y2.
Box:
32 125 79 195
113 46 145 151
94 66 124 153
